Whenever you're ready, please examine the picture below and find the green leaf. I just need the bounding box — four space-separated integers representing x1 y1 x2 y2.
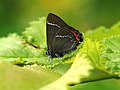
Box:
0 15 120 90
38 38 119 90
0 33 46 65
80 38 104 68
78 38 119 80
103 35 120 53
23 17 46 49
102 35 120 73
85 22 120 40
0 61 61 90
39 53 118 90
39 54 93 90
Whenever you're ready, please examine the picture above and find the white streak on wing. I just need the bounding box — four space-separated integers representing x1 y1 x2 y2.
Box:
56 35 71 38
47 21 60 28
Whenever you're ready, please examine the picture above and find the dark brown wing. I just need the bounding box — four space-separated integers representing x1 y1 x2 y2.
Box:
46 13 83 57
51 25 80 55
46 13 67 52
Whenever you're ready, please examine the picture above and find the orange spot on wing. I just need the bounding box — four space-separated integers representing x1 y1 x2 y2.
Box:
71 31 80 42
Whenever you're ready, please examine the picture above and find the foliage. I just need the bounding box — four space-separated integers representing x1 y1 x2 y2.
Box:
0 17 120 90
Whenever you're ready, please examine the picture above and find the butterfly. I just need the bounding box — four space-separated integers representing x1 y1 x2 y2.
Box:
46 13 83 58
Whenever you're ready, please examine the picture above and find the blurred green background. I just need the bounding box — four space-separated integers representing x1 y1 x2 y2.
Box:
0 0 120 90
0 0 120 37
